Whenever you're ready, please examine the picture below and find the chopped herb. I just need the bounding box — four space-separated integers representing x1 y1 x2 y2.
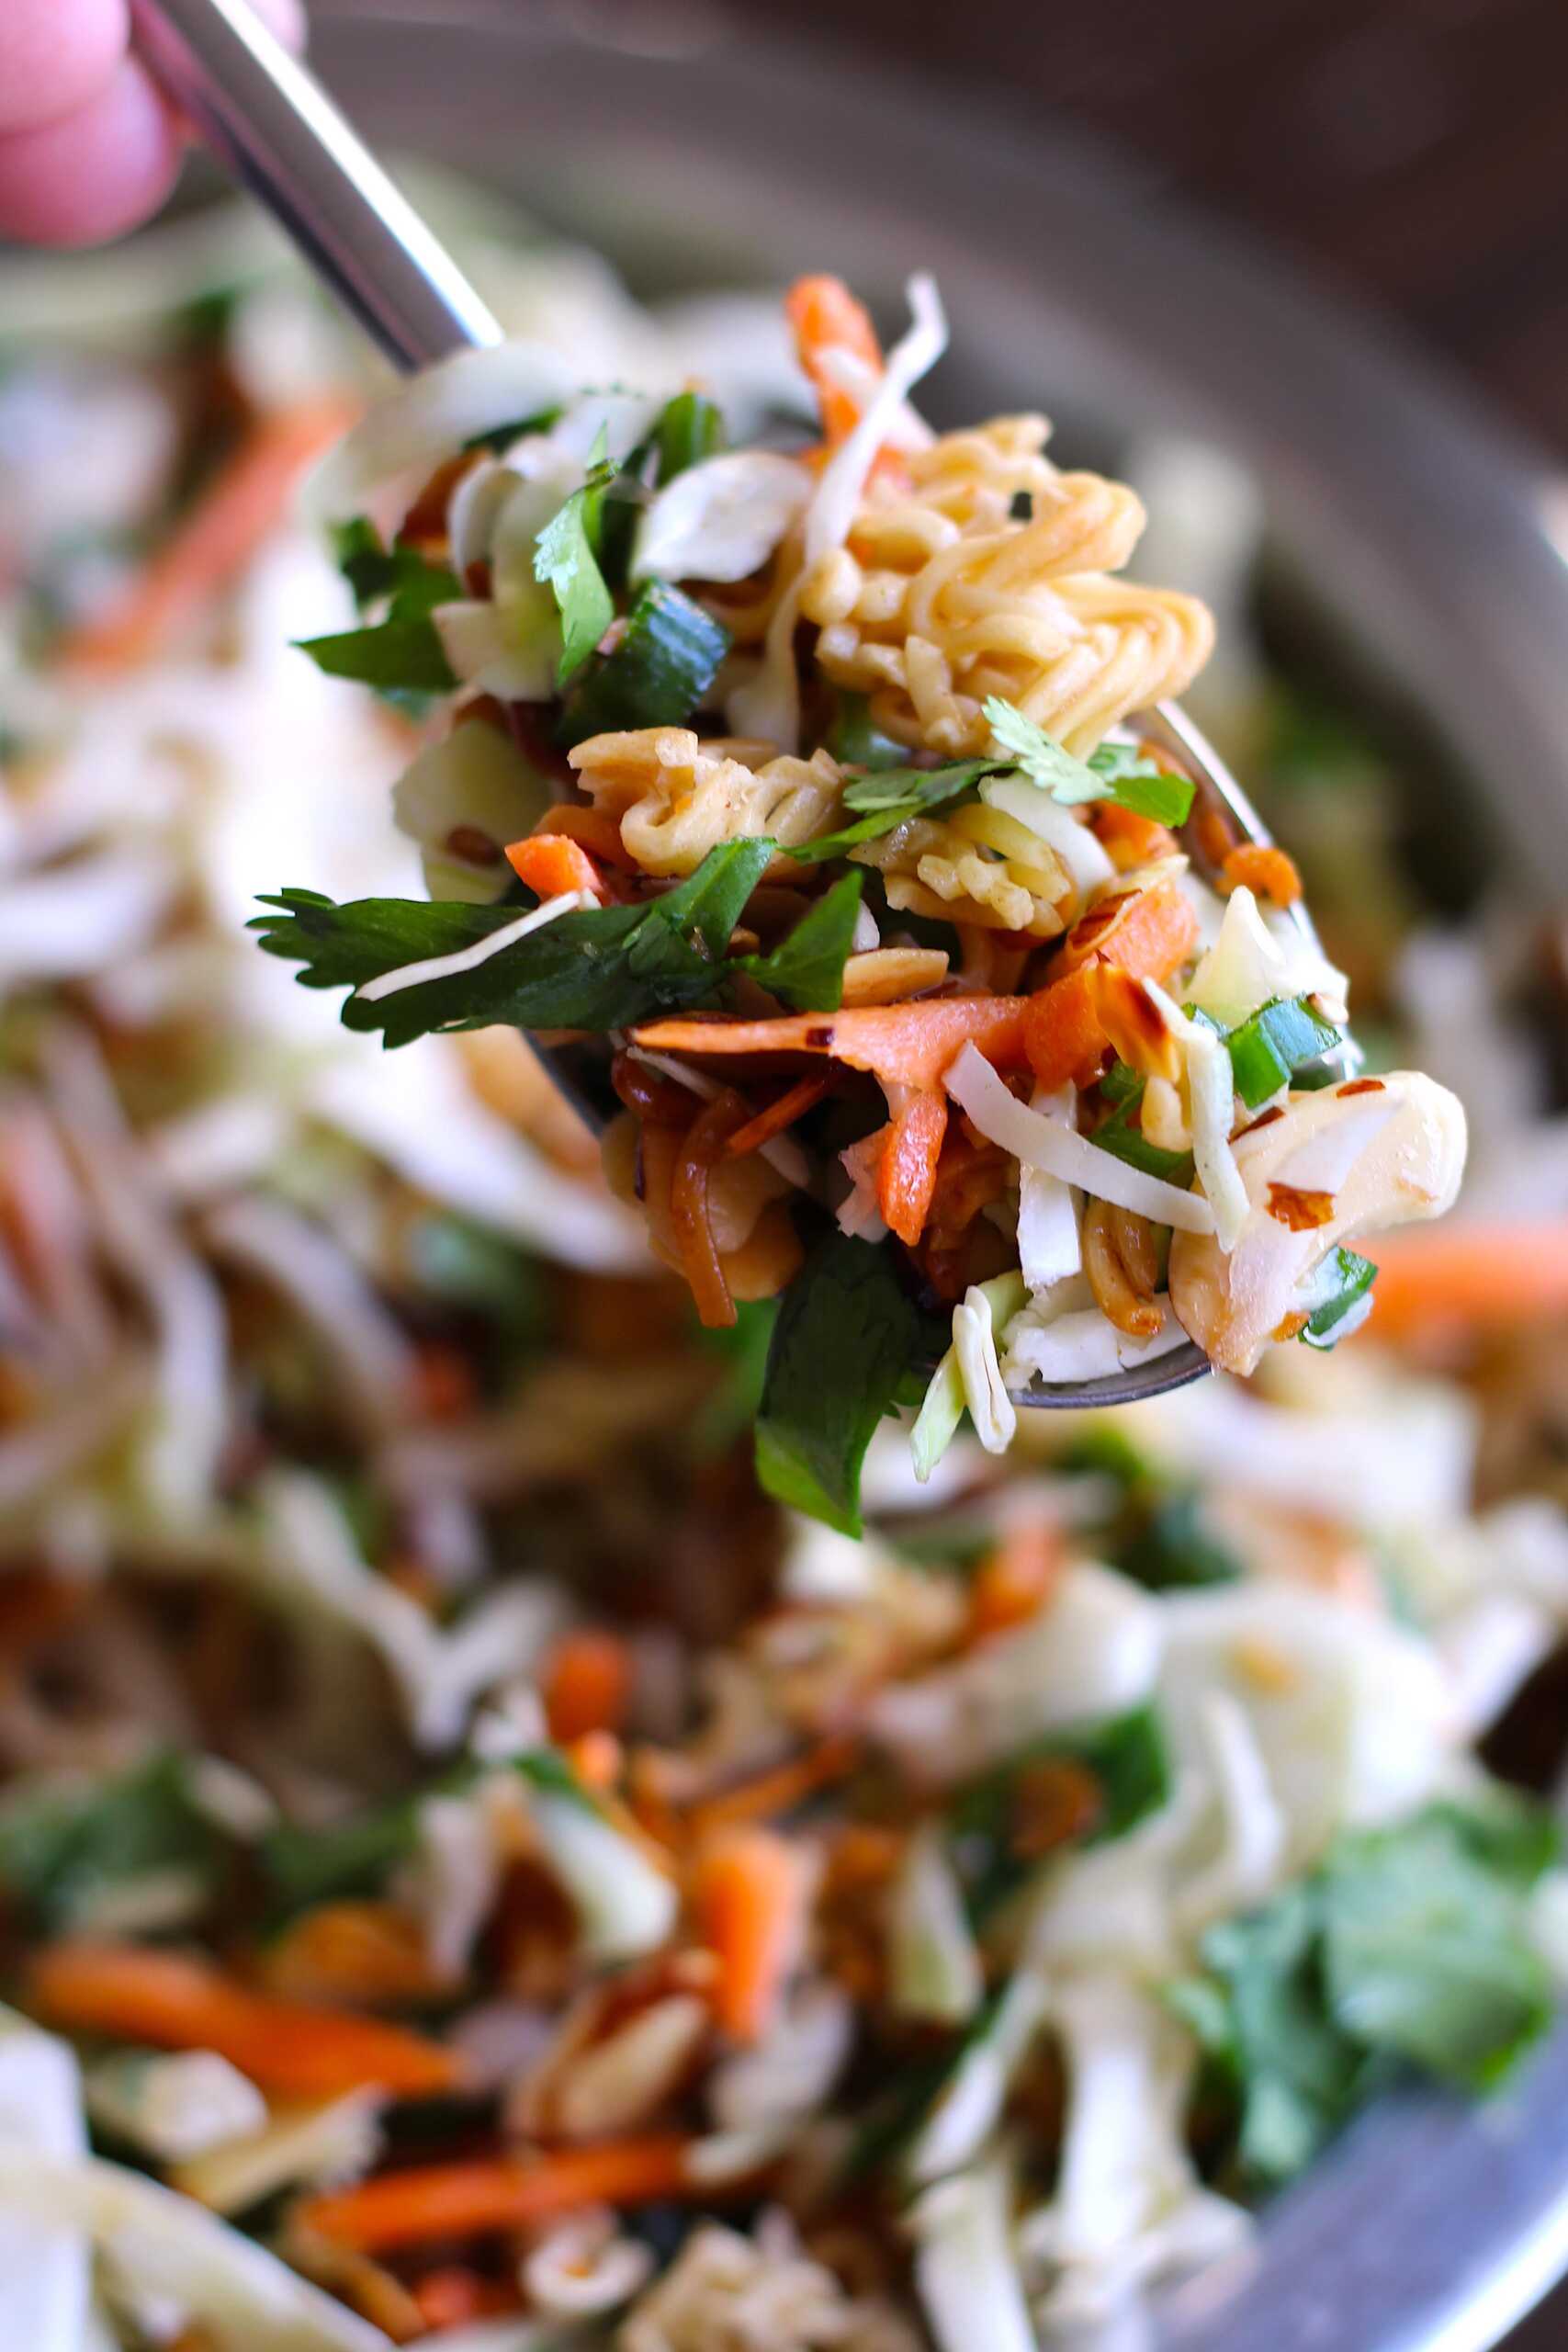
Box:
1299 1246 1377 1349
690 1299 779 1456
1084 739 1198 823
261 1788 432 1920
533 446 615 684
1323 1807 1556 2091
557 581 730 748
949 1702 1171 1923
169 283 245 352
300 519 463 706
1009 489 1034 522
844 1987 1008 2185
983 696 1197 826
262 1744 604 1924
1216 994 1347 1108
251 836 775 1048
0 1751 231 1934
1055 1423 1155 1492
460 404 563 454
786 760 998 865
825 691 910 773
1168 1880 1375 2188
1114 1485 1243 1590
1097 1057 1145 1110
655 391 726 483
840 763 996 818
756 1230 943 1536
294 616 457 698
1090 1083 1196 1186
735 871 863 1012
1169 1789 1560 2189
328 517 460 619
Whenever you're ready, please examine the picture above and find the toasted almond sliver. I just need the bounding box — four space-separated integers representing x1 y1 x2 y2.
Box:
839 946 951 1007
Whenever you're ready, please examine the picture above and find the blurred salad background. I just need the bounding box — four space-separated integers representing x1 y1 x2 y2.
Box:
1 5 1566 2349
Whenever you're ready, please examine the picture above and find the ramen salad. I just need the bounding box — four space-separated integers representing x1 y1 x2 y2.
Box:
255 273 1466 1532
2 219 1567 2352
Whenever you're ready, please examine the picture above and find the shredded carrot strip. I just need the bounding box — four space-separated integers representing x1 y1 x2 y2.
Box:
965 1519 1065 1645
877 1091 948 1245
1362 1221 1568 1339
785 274 883 445
504 832 604 902
1223 842 1303 906
527 802 637 870
693 1827 809 2043
61 399 357 674
685 1735 857 1841
1026 879 1201 1088
298 2137 698 2253
1090 805 1180 868
1022 967 1111 1091
413 2270 521 2330
669 1091 750 1329
565 1730 625 1792
28 1942 465 2099
724 1075 833 1159
261 1901 452 2008
633 997 1030 1094
543 1631 633 1744
1053 877 1200 985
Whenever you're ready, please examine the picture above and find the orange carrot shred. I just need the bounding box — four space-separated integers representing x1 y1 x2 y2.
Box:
632 997 1030 1094
28 1941 465 2100
543 1630 633 1744
785 275 883 445
693 1827 808 2043
1223 842 1303 906
877 1091 948 1245
299 2138 698 2254
261 1900 452 2008
527 803 637 870
504 832 604 902
965 1519 1064 1645
1362 1220 1568 1339
1052 877 1200 986
724 1075 833 1159
565 1730 625 1792
61 400 357 674
1026 878 1201 1089
1022 967 1111 1092
685 1735 857 1841
413 2269 520 2330
1090 804 1180 868
669 1091 749 1329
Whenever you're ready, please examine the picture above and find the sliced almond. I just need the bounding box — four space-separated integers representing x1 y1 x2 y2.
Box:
839 946 951 1006
1168 1070 1467 1375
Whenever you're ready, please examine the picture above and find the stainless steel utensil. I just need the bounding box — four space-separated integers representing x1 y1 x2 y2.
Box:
130 0 1354 1408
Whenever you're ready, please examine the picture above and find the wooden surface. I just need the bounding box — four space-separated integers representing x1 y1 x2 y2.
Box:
728 0 1568 456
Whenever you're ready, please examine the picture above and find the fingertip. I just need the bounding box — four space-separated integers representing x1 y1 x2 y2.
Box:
0 58 183 248
0 0 130 135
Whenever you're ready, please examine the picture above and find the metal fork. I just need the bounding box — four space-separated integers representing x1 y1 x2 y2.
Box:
131 0 1354 1408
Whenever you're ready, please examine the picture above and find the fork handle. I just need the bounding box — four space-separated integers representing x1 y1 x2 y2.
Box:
130 0 500 373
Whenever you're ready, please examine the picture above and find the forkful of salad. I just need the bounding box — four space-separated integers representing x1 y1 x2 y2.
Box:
136 0 1467 1532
